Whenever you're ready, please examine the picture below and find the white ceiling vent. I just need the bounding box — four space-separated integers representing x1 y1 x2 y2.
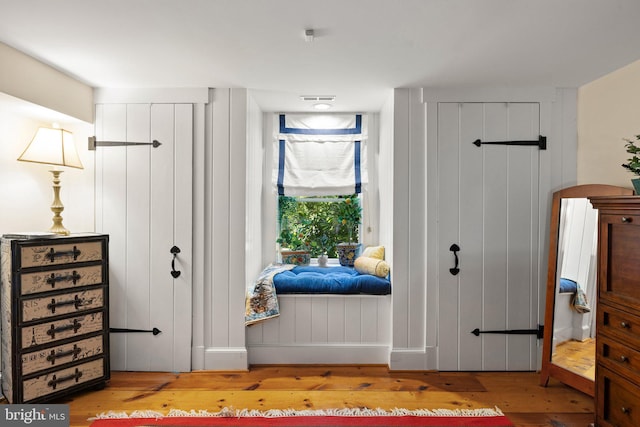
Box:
300 95 336 102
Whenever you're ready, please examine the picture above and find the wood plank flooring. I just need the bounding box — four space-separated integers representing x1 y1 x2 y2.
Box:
552 338 595 381
2 366 595 427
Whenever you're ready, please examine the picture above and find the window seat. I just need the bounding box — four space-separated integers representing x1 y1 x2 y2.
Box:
273 265 391 295
246 263 391 364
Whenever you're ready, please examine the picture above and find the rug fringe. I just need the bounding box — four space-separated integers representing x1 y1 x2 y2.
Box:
92 406 505 420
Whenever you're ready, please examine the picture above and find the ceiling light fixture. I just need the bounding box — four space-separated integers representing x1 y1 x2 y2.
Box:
313 103 332 110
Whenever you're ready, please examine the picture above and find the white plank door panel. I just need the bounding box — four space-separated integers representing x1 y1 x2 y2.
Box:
458 103 484 371
149 104 179 371
124 104 152 371
95 103 193 372
95 104 128 369
505 103 539 371
437 102 540 371
172 104 194 370
482 103 509 371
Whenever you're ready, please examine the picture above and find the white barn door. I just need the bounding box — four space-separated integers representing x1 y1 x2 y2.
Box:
437 102 540 371
94 103 193 372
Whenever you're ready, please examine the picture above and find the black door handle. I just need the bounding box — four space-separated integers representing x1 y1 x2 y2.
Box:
449 244 460 276
170 246 181 278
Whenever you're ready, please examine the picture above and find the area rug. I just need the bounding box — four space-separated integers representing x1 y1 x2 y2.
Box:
90 408 514 427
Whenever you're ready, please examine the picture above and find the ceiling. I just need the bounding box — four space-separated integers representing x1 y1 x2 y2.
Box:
1 0 640 113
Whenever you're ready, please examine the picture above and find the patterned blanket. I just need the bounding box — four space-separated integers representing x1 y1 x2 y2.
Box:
245 263 295 326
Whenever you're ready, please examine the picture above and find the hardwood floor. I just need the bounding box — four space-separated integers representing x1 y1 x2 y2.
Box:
552 338 595 381
2 366 595 427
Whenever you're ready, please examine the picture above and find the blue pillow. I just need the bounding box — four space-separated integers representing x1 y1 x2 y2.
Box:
559 278 578 293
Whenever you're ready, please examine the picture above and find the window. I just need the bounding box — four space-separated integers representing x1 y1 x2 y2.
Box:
272 113 367 259
277 194 361 258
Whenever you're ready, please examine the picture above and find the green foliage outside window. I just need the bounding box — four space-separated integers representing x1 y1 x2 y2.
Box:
277 195 362 258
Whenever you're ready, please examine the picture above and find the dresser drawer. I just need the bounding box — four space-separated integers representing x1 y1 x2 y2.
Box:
597 365 640 427
598 213 640 308
598 304 640 349
598 335 640 385
21 335 105 375
22 358 105 403
20 264 103 296
22 288 105 323
21 311 104 349
19 240 104 268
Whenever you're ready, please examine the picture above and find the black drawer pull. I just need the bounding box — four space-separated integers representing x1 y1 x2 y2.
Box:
47 295 85 314
47 368 82 390
621 321 630 329
46 319 82 339
621 216 633 223
46 271 81 288
620 355 629 363
46 246 81 262
621 407 631 414
47 344 81 364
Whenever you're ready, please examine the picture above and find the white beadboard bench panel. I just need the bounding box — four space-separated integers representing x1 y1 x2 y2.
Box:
247 294 391 365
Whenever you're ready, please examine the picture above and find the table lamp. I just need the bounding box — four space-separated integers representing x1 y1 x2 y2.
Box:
17 126 84 235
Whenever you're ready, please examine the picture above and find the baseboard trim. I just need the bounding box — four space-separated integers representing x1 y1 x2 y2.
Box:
389 347 436 370
248 344 390 365
202 347 248 370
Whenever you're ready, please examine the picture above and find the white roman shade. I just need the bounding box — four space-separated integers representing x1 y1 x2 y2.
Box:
273 113 368 196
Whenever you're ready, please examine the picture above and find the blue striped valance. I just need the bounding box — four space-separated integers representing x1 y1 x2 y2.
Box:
273 114 368 196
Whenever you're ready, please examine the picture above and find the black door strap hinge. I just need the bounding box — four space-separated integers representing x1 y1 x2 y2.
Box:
471 324 543 339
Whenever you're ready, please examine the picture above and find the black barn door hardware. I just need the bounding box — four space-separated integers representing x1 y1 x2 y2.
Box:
88 136 162 150
170 246 181 278
471 324 544 339
449 244 460 276
473 135 546 150
110 327 162 335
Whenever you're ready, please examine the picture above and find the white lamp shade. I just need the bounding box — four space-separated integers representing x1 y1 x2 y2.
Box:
18 127 84 169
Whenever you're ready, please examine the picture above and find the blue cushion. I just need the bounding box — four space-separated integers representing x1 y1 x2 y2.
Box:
559 278 578 293
273 265 391 295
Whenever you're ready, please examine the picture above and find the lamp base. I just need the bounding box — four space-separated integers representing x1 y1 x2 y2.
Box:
49 170 70 236
49 222 70 236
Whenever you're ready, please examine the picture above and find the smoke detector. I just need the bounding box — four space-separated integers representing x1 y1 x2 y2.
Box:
304 29 314 42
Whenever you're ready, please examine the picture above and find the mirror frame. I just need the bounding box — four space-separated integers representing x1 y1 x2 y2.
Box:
539 184 633 396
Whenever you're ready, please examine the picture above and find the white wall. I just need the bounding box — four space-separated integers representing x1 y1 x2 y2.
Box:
578 58 640 189
246 94 264 287
378 92 395 258
0 42 93 123
0 93 95 235
196 88 250 370
260 114 278 266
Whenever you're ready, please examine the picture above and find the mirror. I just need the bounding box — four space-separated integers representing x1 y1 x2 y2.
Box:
540 184 633 396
